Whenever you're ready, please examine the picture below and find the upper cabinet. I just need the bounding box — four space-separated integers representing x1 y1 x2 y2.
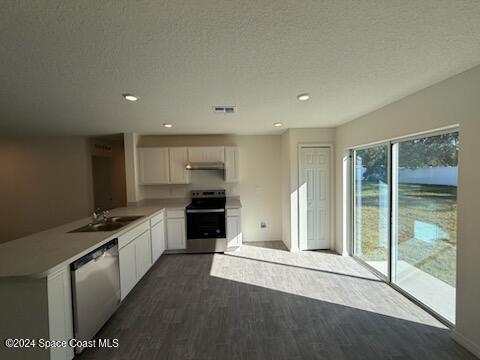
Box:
224 146 239 183
169 147 190 184
188 147 225 163
137 146 238 185
138 148 170 185
138 147 189 185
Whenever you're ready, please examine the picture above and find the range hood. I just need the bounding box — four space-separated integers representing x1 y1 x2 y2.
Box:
185 162 224 170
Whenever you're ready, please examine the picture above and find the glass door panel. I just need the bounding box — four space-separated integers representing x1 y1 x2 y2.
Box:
392 132 458 323
353 144 389 277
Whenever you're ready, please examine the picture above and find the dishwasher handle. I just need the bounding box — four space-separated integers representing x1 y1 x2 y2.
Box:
71 239 118 271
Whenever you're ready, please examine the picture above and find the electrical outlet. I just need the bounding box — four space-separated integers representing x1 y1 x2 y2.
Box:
260 221 267 229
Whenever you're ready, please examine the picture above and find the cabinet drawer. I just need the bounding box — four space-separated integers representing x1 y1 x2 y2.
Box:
150 211 165 227
118 221 150 249
166 209 185 219
227 208 241 217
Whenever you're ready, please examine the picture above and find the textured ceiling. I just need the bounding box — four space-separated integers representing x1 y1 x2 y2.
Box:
1 1 480 136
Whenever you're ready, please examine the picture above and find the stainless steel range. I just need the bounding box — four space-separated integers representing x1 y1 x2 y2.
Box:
186 190 226 253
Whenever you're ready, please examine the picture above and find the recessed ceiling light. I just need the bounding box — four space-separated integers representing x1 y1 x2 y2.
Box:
273 122 283 127
163 123 173 128
297 93 310 101
122 93 139 102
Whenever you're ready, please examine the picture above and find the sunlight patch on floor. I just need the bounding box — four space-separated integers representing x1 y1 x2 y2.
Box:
210 245 446 329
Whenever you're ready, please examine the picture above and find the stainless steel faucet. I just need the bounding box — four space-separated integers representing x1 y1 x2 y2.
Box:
92 208 111 223
92 208 103 223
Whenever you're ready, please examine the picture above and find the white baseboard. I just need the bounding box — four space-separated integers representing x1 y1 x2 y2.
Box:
451 329 480 358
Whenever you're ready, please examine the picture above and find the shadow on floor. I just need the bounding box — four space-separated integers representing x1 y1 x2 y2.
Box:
76 253 476 360
241 241 289 251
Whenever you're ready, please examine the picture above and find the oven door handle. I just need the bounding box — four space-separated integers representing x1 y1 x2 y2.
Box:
186 208 225 213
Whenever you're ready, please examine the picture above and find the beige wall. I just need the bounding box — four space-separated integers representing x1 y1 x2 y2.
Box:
281 128 336 250
335 64 480 355
0 137 93 244
132 134 283 242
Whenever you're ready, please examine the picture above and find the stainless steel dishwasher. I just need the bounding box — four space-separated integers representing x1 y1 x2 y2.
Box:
71 239 120 354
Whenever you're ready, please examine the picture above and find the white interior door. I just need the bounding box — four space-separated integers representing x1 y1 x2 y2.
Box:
299 147 330 250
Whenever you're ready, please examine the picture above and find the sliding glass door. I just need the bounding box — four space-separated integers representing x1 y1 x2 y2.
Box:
392 132 458 323
353 144 389 277
352 130 458 324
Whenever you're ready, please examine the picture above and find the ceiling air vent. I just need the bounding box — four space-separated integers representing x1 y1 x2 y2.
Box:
213 105 236 114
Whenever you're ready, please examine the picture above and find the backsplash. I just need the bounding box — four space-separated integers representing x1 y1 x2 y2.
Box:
140 170 239 199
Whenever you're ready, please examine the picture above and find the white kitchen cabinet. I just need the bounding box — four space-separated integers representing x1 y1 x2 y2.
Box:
151 214 166 263
119 239 137 300
135 231 152 280
169 147 190 184
226 209 242 248
118 219 153 300
47 267 74 360
166 217 186 250
188 146 225 162
137 147 170 184
224 146 239 182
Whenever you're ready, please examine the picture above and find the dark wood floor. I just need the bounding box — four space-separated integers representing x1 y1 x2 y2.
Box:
77 241 476 360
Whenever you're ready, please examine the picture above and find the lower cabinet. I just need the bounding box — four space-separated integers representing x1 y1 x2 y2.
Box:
119 229 152 300
227 209 242 248
151 217 166 262
135 231 152 279
166 210 186 250
119 239 137 300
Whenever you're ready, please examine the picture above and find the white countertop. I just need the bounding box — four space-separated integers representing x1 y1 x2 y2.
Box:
0 199 188 279
0 197 242 280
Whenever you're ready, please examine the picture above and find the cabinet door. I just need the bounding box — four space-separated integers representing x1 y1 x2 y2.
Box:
119 240 137 300
167 218 186 250
135 231 152 280
47 267 74 360
205 147 225 162
187 147 205 162
188 147 224 162
224 146 239 182
138 147 169 184
151 219 165 263
169 147 190 184
227 216 242 247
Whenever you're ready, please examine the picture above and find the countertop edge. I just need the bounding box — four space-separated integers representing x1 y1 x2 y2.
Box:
0 206 169 280
0 197 241 280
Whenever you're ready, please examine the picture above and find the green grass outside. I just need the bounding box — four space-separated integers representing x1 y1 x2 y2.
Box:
355 182 457 287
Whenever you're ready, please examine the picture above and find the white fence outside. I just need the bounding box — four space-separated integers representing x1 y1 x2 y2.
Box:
399 166 458 186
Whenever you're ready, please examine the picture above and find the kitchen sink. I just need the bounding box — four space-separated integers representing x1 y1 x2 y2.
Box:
69 215 144 233
105 216 144 223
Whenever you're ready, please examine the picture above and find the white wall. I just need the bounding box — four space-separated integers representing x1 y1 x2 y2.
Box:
129 134 282 243
124 133 144 203
335 64 480 355
281 130 291 250
0 137 93 244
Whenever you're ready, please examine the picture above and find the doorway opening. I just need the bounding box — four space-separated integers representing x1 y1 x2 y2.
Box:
90 134 127 210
